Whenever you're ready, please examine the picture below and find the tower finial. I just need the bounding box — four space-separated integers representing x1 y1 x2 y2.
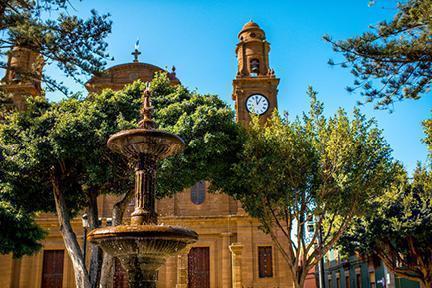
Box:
132 38 141 63
138 82 156 129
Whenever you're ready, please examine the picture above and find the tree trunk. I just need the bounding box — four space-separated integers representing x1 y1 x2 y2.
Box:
99 190 134 288
0 2 5 20
292 274 306 288
51 167 91 288
87 189 103 288
421 272 432 288
295 269 307 288
284 258 306 288
424 266 432 288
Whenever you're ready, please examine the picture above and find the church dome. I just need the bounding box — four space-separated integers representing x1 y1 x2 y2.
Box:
85 61 180 94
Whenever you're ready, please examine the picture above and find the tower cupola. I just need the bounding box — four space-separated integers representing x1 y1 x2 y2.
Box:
236 21 272 77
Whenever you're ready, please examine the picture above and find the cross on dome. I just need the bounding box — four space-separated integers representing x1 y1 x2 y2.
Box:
132 39 141 63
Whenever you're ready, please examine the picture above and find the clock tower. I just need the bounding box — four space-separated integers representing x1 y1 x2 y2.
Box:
232 21 279 125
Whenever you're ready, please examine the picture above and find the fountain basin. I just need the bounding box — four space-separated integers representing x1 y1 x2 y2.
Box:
88 225 198 288
88 224 197 257
107 129 184 159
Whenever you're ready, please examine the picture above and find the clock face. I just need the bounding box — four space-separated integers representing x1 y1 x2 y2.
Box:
246 94 269 115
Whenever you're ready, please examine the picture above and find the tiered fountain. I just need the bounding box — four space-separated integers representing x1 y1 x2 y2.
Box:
88 84 198 288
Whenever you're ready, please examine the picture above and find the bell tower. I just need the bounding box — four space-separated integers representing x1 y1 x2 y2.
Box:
232 21 279 125
1 46 44 111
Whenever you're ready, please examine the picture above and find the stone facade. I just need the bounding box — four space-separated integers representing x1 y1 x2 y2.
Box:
155 189 293 288
0 191 294 288
0 22 297 288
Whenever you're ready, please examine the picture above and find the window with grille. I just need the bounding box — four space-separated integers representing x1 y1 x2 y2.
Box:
191 180 206 205
258 246 273 278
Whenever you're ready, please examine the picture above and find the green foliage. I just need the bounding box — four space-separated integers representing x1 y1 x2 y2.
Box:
213 87 396 287
324 0 432 109
217 87 394 218
0 200 46 258
149 75 241 197
338 164 432 286
0 0 112 95
423 117 432 159
0 73 239 256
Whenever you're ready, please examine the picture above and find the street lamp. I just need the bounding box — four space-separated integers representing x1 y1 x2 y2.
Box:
82 213 89 264
315 215 326 288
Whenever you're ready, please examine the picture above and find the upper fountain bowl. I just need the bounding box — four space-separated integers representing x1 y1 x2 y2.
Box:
107 129 184 159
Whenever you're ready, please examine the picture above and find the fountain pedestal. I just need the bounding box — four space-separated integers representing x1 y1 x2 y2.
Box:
88 85 198 288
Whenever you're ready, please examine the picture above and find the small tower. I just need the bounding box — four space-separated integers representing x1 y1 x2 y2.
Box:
1 46 44 111
232 21 280 125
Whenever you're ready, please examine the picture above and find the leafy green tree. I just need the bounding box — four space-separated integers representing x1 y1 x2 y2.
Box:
337 164 432 288
0 200 46 258
0 0 112 95
0 73 239 288
324 0 431 109
213 87 396 288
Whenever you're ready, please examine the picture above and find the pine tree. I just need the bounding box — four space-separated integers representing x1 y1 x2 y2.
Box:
0 0 112 95
324 0 431 109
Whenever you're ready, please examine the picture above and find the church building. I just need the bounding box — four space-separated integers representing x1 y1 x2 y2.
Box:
0 22 299 288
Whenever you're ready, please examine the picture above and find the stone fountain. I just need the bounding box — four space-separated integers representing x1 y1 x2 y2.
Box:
88 85 198 288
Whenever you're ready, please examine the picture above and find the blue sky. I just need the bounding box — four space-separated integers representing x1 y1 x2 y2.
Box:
43 0 431 173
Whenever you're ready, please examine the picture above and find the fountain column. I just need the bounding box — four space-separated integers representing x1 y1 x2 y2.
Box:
131 155 157 225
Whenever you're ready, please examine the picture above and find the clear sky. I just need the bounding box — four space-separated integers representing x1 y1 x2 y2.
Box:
42 0 430 173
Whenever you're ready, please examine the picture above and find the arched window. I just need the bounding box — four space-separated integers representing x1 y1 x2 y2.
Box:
191 180 206 205
250 58 260 76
